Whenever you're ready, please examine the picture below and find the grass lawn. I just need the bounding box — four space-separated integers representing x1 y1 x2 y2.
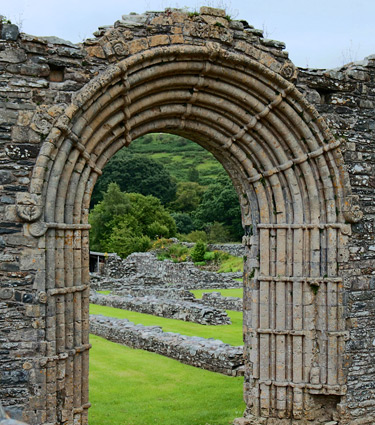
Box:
190 288 243 299
89 335 245 425
217 256 244 273
89 304 243 346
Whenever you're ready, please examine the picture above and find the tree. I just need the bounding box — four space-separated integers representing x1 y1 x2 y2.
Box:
193 171 243 241
188 167 200 182
89 183 177 257
108 223 151 259
172 212 195 234
89 182 131 251
169 182 205 213
91 153 176 206
207 221 231 243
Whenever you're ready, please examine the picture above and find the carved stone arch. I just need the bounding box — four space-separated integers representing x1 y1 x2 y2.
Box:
19 28 358 425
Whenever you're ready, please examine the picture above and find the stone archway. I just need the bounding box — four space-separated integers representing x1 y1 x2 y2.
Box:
4 7 362 425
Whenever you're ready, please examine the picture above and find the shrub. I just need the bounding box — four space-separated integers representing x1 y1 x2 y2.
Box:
191 241 207 263
168 243 189 258
108 225 151 258
203 251 215 261
151 237 173 250
147 222 170 239
207 222 231 243
184 230 208 243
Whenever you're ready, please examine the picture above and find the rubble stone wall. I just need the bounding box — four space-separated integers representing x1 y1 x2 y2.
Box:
201 292 243 312
104 252 242 288
113 286 196 301
90 315 244 376
297 62 375 424
169 239 245 257
90 291 231 325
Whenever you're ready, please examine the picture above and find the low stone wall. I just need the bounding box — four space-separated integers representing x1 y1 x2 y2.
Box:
113 286 195 301
207 243 244 257
90 275 123 291
90 292 231 325
104 252 241 289
167 238 245 257
90 315 244 376
201 292 243 312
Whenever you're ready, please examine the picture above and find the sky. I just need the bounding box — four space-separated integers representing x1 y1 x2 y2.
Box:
2 0 374 69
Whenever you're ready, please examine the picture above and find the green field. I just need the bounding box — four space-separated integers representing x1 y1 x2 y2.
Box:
217 256 244 273
90 304 243 346
128 133 222 184
90 287 244 424
190 288 243 299
89 335 245 425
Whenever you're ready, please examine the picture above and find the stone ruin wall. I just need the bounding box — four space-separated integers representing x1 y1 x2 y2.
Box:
201 291 243 312
90 290 232 325
0 7 373 424
297 63 375 423
113 285 196 300
169 239 246 257
90 315 244 376
112 285 244 311
102 252 242 288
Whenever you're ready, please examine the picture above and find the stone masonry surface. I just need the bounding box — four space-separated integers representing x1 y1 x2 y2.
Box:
90 314 244 376
103 252 242 288
113 286 196 301
297 61 375 425
201 292 243 312
90 290 232 325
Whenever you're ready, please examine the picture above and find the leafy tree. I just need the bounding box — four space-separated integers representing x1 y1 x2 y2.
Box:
89 183 131 251
183 230 208 243
91 153 176 206
188 167 200 182
193 172 243 241
207 222 231 243
170 182 205 213
172 212 195 234
89 183 177 257
125 192 176 239
108 224 151 259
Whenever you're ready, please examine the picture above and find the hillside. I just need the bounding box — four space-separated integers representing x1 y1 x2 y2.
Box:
127 133 223 185
90 133 243 244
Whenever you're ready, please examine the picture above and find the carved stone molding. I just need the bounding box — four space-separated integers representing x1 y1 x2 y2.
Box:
16 193 43 222
29 221 48 237
281 63 297 80
343 195 363 223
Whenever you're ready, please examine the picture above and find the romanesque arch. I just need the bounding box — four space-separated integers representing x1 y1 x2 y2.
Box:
1 6 369 425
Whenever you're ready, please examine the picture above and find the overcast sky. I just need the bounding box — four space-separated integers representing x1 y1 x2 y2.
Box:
2 0 374 69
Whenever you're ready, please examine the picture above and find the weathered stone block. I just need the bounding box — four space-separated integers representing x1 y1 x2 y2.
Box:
0 48 27 63
0 171 15 185
200 6 226 17
1 23 19 41
10 127 41 144
6 63 50 77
